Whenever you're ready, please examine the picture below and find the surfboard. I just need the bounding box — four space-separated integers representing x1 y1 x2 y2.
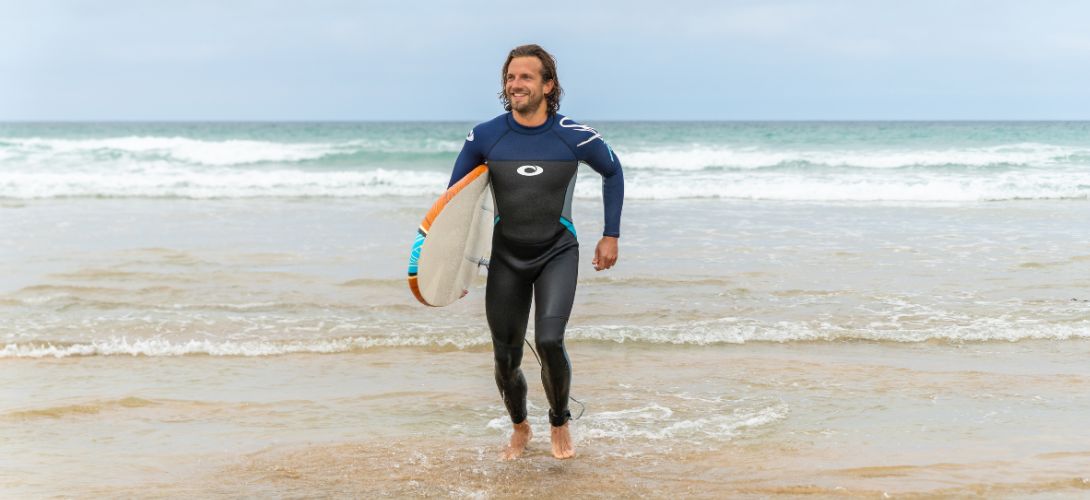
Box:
408 165 493 307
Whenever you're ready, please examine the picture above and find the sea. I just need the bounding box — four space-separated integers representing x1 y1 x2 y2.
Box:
3 121 1090 497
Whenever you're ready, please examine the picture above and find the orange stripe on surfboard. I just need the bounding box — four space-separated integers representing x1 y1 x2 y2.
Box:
408 276 427 305
419 165 488 234
407 164 488 306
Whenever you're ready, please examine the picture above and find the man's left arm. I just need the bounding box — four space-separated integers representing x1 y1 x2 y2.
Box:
581 139 624 271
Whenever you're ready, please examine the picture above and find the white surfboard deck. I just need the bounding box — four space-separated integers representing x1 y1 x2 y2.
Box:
408 165 493 307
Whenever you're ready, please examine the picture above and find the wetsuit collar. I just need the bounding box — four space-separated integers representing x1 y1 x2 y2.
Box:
506 112 557 135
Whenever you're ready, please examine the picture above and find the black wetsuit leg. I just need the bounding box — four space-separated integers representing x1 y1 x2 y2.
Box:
486 231 578 427
533 238 577 427
485 243 533 425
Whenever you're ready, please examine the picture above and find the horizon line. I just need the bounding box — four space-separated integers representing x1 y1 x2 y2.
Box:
4 118 1090 124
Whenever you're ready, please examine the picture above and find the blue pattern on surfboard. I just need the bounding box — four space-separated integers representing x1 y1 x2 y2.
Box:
407 229 425 276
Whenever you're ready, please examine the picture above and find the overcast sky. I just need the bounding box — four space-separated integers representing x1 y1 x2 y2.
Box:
3 0 1090 120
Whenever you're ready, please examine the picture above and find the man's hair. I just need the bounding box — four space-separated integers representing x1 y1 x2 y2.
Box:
499 44 563 115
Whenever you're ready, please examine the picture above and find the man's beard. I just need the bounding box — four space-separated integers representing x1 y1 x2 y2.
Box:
510 91 544 114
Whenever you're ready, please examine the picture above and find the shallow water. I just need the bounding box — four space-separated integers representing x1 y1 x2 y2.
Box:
4 197 1089 354
5 342 1090 497
4 122 1090 496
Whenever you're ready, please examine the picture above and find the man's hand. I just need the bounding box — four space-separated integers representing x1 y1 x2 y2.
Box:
592 236 619 271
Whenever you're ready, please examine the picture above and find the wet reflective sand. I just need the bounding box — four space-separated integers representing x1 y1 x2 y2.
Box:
5 341 1090 497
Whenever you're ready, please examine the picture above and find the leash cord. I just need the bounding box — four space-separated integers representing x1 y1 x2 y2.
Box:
523 339 585 420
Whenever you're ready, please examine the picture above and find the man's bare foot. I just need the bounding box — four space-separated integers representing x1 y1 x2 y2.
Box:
501 420 532 460
550 422 575 459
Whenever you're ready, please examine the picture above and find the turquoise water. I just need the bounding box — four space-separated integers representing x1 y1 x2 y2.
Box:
5 120 1090 147
2 121 1089 200
2 120 1088 354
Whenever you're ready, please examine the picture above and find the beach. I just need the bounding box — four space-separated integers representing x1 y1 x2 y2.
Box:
3 122 1090 497
6 339 1090 497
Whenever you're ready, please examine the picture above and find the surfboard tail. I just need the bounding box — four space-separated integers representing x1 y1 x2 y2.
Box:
407 275 433 307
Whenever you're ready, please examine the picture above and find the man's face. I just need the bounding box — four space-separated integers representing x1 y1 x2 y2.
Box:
505 56 554 114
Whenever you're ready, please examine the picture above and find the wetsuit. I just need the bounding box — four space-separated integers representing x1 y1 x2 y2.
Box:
448 112 623 427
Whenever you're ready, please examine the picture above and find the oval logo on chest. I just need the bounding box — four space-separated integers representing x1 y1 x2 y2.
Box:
516 165 544 177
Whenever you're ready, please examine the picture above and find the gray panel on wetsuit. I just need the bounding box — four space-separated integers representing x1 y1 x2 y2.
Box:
488 160 578 244
561 169 577 224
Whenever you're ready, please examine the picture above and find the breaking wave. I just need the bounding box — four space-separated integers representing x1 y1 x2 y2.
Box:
5 317 1089 358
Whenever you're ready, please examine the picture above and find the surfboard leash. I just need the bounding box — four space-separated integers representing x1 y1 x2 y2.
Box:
523 339 586 420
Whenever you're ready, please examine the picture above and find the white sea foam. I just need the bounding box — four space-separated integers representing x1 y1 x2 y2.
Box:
5 136 349 166
6 136 1082 170
1 135 467 167
619 142 1088 170
2 162 1087 201
484 401 789 442
0 167 447 198
5 317 1089 358
578 404 789 441
569 317 1090 344
3 134 1089 201
574 168 1090 201
0 334 490 358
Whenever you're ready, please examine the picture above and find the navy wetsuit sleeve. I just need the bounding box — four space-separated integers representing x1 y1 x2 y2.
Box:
448 128 484 187
580 140 624 238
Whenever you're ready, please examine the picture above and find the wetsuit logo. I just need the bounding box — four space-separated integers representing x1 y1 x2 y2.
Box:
516 165 544 176
466 129 475 142
558 117 602 147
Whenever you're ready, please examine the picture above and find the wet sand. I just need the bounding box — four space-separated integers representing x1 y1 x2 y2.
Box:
5 340 1090 498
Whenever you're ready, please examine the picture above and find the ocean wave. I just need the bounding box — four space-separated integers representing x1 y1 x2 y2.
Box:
583 169 1090 201
620 142 1090 170
4 136 1085 171
0 167 448 199
571 317 1090 344
0 136 463 167
4 133 1090 201
3 162 1089 201
0 334 490 358
5 318 1090 358
5 136 344 166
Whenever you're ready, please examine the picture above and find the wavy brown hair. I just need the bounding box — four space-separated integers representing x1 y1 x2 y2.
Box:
499 44 563 115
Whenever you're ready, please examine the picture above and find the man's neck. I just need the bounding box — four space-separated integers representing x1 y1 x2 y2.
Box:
511 106 549 128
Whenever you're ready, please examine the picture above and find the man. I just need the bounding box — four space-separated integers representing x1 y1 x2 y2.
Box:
446 44 623 460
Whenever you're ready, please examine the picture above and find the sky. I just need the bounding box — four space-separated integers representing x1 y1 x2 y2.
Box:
3 0 1090 121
